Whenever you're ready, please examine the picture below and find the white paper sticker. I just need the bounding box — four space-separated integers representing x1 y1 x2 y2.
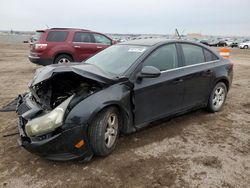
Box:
128 48 146 53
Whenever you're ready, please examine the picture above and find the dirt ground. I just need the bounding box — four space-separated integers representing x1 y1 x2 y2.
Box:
0 43 249 188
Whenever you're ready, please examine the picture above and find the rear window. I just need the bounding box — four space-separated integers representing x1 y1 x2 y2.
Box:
46 31 68 42
182 44 205 66
204 49 219 62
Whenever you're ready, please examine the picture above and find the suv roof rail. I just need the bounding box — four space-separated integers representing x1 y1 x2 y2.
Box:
50 28 90 31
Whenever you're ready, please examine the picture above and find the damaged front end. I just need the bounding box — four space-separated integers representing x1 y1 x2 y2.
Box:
16 64 112 161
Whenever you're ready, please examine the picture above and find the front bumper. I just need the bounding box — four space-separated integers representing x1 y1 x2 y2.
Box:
17 95 93 161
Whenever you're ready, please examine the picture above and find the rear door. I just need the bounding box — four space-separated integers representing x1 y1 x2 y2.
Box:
133 43 184 126
72 32 99 61
179 43 217 108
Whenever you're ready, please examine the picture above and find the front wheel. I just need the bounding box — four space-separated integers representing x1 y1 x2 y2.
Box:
89 107 120 156
207 82 227 112
243 45 249 49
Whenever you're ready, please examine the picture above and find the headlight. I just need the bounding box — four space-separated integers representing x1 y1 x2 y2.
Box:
25 95 74 137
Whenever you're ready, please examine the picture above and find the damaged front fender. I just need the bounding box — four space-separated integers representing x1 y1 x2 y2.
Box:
64 83 135 134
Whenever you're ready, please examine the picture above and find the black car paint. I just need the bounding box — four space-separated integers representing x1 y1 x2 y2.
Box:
16 39 233 161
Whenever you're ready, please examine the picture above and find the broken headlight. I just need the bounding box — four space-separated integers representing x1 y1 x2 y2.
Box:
25 95 74 137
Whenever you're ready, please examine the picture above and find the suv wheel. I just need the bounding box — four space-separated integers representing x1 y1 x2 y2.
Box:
243 45 249 49
89 107 120 156
207 82 227 112
54 54 73 64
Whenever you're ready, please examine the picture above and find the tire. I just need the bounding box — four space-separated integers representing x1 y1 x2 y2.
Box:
54 54 73 64
89 107 120 156
207 82 227 112
243 45 249 49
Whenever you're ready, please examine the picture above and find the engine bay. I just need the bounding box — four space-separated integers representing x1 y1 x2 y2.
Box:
30 72 102 110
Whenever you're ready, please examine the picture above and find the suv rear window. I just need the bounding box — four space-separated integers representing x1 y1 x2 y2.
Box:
46 31 68 42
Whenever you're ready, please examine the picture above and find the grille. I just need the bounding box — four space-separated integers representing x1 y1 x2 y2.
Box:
17 102 31 115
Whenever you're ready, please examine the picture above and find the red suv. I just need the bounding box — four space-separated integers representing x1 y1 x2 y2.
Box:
29 28 115 65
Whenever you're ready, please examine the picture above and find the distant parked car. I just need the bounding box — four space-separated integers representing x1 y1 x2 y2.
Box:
229 42 239 48
29 28 115 65
209 40 227 47
200 40 209 46
225 41 238 48
239 41 250 49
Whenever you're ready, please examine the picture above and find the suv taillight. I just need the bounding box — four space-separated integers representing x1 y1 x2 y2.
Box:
34 43 47 51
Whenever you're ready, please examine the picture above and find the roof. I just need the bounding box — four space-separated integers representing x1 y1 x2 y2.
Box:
50 28 90 31
120 38 214 50
121 38 177 46
36 28 90 32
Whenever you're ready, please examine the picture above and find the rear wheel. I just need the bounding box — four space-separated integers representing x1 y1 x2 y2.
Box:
54 54 73 64
89 107 120 156
243 45 249 49
207 82 227 112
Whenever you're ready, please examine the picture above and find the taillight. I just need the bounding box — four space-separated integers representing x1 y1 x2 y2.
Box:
34 43 47 50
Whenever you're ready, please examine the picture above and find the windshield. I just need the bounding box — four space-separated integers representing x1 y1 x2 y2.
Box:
85 45 148 75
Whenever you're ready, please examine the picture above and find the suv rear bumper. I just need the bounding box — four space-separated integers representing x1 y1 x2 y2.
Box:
29 55 53 66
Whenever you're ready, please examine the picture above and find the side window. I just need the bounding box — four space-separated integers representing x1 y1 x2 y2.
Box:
143 44 178 71
47 31 68 42
204 49 219 62
93 34 111 45
182 44 205 66
73 32 93 43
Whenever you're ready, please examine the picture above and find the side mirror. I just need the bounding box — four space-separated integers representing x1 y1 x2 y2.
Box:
138 66 161 79
112 40 117 45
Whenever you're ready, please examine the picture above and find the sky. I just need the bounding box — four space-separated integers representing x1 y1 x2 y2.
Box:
0 0 250 36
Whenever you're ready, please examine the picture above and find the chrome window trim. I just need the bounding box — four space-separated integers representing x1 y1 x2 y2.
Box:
161 60 220 73
72 41 96 45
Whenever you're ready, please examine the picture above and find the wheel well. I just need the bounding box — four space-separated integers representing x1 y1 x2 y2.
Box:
216 79 229 90
91 104 130 134
54 53 74 63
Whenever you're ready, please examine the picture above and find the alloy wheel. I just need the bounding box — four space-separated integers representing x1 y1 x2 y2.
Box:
104 113 118 148
212 86 226 110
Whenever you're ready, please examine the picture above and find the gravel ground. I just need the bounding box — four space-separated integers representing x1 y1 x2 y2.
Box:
0 43 249 188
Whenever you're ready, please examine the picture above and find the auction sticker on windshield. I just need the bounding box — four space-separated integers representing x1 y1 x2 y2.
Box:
128 47 147 53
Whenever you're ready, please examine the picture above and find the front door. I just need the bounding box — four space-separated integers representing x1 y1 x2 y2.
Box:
92 33 112 52
133 44 184 127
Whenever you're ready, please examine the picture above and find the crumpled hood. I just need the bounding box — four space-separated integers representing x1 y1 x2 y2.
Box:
30 63 116 86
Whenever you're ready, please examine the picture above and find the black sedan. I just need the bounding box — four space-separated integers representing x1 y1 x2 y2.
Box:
16 39 233 161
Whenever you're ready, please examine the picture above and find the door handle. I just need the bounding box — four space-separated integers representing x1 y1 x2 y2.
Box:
97 46 103 49
74 45 81 48
173 78 183 84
